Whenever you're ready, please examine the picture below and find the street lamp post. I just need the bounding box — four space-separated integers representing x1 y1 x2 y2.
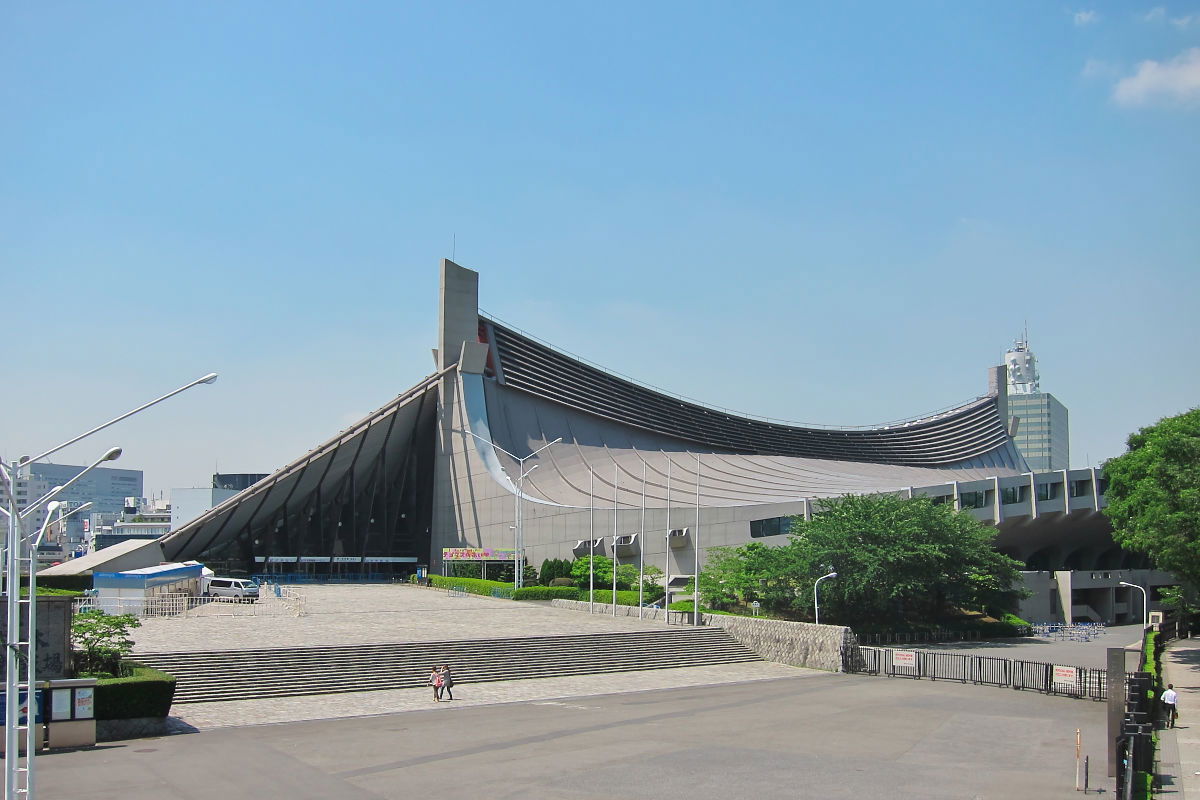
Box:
1 372 216 799
457 430 561 589
1119 581 1149 627
814 571 838 625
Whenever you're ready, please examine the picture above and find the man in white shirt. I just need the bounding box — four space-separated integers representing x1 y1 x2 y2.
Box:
1162 684 1179 728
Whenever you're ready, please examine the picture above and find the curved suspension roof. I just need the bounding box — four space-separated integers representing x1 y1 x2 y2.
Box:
485 320 1023 469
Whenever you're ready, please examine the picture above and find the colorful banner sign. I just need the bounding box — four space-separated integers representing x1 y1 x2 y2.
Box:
442 547 519 561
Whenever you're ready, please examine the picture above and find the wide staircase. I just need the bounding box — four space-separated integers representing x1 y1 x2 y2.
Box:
135 627 763 704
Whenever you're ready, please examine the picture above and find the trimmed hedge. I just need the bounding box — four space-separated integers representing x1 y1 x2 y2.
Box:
95 663 176 720
425 575 513 596
512 586 581 601
585 590 664 607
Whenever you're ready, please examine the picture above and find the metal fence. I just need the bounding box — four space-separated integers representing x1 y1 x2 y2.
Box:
845 645 1111 701
73 589 307 618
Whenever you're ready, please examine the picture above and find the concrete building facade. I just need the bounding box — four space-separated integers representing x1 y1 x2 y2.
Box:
156 260 1163 623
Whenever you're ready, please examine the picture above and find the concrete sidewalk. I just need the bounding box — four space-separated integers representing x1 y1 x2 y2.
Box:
1160 638 1200 798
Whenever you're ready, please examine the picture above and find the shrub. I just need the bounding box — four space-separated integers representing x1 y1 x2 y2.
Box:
94 663 176 720
512 586 581 601
583 589 664 607
427 575 512 596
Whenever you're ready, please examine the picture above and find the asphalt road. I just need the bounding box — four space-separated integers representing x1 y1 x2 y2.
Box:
39 672 1107 800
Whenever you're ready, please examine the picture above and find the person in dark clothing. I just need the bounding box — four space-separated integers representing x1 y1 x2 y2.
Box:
438 665 454 701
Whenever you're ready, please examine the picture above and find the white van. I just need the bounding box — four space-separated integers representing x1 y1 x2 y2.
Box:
202 577 259 602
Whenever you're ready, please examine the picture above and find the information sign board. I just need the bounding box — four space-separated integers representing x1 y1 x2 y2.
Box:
442 547 518 561
1053 665 1079 685
891 650 918 668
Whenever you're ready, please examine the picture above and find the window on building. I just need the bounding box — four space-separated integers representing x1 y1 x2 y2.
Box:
1001 486 1028 505
960 491 988 509
1036 483 1058 501
1070 479 1091 498
750 516 795 538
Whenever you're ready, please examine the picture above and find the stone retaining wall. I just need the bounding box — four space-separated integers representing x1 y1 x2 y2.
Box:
549 599 852 671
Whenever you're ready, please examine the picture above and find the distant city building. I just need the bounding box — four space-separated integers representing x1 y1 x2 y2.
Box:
87 495 170 554
1004 336 1070 471
7 463 143 556
213 473 269 492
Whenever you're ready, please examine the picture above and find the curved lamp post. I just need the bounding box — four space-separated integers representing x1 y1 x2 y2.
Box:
3 372 216 799
814 571 838 625
1119 581 1149 627
456 429 561 589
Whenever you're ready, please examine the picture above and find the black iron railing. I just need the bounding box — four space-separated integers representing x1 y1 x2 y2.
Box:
845 645 1112 701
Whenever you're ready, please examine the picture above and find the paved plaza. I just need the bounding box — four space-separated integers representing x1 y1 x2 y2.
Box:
29 584 1125 797
41 671 1106 800
132 584 677 654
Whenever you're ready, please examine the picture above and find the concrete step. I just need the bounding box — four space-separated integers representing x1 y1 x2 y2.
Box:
136 628 762 704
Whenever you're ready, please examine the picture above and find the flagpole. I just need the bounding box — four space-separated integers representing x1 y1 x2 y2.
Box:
665 455 672 625
588 469 594 615
612 462 618 618
638 460 646 620
694 453 701 627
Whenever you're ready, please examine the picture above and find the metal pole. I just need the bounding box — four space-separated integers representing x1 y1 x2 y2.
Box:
588 470 594 615
5 465 23 799
612 463 618 617
814 572 837 625
19 372 217 467
514 466 522 589
694 454 700 626
1080 729 1089 791
638 461 646 620
664 456 671 625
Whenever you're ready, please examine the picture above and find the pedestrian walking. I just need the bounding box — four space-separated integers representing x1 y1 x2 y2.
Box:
429 666 444 702
1162 684 1179 728
439 664 455 701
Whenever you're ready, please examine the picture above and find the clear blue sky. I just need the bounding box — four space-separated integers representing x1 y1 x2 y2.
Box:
3 2 1197 497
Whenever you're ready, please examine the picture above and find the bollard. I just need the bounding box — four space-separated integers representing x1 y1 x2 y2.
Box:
1080 729 1089 791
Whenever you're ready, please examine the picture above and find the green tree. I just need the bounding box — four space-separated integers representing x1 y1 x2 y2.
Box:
571 555 614 588
639 564 665 595
1103 408 1200 585
72 610 141 677
786 495 1023 624
695 495 1022 625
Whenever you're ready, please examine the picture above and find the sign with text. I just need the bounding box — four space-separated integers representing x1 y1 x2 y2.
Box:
442 547 518 561
74 687 94 719
1053 665 1079 685
891 650 918 669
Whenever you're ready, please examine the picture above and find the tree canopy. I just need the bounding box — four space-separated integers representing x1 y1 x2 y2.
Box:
1103 407 1200 586
696 493 1023 625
